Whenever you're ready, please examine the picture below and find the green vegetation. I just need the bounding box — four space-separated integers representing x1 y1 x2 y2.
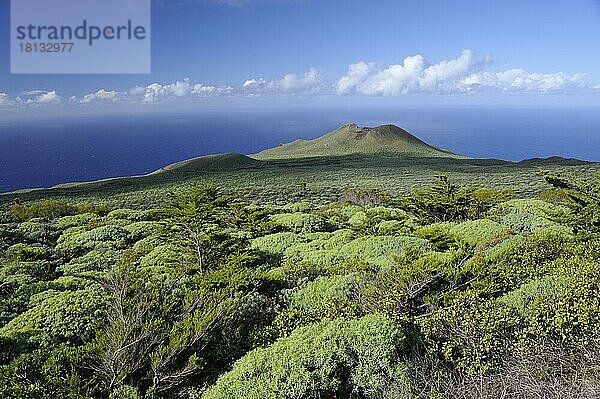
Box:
0 125 599 398
253 123 455 159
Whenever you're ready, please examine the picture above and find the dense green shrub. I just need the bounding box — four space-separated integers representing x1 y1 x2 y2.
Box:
290 274 360 310
499 274 568 316
475 230 571 294
280 233 430 269
123 221 161 241
203 315 408 399
521 251 600 343
5 243 51 262
538 170 600 233
448 219 510 248
271 212 336 233
0 345 94 399
282 201 314 213
419 294 523 373
318 203 363 224
483 234 525 262
250 232 305 256
377 220 410 235
404 175 511 223
347 206 414 236
0 223 19 250
8 200 77 221
55 213 100 230
106 208 163 222
139 243 190 270
57 250 118 275
276 274 363 332
16 221 58 244
491 199 572 236
0 286 108 346
283 229 354 266
0 260 56 282
339 235 432 268
55 225 130 256
414 222 456 250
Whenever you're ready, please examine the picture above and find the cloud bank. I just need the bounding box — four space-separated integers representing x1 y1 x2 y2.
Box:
0 49 596 110
334 50 587 96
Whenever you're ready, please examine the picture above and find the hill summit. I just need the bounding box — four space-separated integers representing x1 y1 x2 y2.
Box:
253 123 457 159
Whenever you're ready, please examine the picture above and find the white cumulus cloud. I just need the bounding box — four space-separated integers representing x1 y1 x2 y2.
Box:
278 67 322 92
129 86 146 96
242 78 267 90
0 93 12 106
81 89 121 103
1 50 598 113
243 67 323 95
336 62 376 94
191 84 234 96
22 90 61 105
336 50 590 96
167 79 192 97
460 69 588 93
337 49 487 96
143 83 167 103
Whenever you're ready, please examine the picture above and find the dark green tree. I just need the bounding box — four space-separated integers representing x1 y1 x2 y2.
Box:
162 183 243 273
402 174 510 223
538 170 600 233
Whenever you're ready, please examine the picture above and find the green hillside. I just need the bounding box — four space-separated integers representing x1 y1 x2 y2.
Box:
253 123 458 159
154 153 264 174
0 123 597 207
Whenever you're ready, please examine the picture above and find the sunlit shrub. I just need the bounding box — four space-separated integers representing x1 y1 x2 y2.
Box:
283 229 354 266
123 221 161 241
55 213 100 230
499 275 568 316
339 235 432 268
491 199 572 236
57 249 118 275
203 315 408 399
484 234 525 263
377 220 409 235
55 225 130 256
271 212 336 233
5 243 51 262
16 220 59 244
276 274 363 332
414 222 456 250
8 200 77 221
250 232 305 257
0 285 108 345
139 243 191 270
448 219 510 248
282 201 314 213
106 208 158 222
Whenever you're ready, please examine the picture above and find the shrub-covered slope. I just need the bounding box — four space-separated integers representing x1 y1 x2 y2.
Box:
0 172 599 398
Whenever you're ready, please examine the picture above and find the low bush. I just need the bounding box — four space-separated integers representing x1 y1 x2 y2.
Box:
202 315 408 399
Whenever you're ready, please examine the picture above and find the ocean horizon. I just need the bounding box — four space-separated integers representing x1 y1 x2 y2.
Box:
1 105 599 193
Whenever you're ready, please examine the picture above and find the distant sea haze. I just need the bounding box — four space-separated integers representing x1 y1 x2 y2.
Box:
1 106 599 193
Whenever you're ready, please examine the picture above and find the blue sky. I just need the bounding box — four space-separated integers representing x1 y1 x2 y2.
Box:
1 0 600 114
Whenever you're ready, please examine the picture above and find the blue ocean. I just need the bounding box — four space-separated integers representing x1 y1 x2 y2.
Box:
1 106 599 193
